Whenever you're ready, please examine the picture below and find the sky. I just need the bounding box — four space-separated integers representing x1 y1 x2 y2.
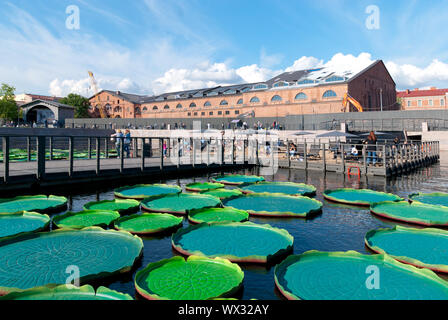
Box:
1 0 448 97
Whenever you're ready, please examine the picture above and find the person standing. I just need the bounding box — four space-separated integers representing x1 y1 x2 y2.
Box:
364 131 378 166
111 130 123 157
124 129 131 158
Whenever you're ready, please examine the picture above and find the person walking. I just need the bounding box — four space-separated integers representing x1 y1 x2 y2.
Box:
364 131 378 166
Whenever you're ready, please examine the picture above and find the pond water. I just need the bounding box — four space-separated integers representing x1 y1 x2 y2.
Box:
52 152 448 300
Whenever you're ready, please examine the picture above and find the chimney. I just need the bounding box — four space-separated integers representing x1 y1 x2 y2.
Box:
430 87 437 90
406 89 410 94
414 88 419 91
116 91 121 95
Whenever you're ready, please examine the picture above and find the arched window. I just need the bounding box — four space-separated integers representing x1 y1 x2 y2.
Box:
143 107 148 111
164 105 170 110
271 95 282 102
295 92 308 100
176 104 182 109
325 76 345 82
323 90 337 98
250 96 260 103
220 100 228 106
189 102 197 108
273 81 288 88
153 106 158 110
297 79 314 85
237 99 243 105
105 104 111 111
135 107 141 114
204 101 211 107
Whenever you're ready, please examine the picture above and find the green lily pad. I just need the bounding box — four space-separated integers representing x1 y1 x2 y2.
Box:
212 175 265 186
52 210 120 229
141 193 221 215
114 184 182 200
409 193 448 207
241 182 316 197
0 212 50 239
366 226 448 273
188 207 249 224
0 195 68 213
172 222 293 263
135 256 244 300
114 213 183 235
185 182 225 192
0 227 143 294
83 199 140 214
223 193 322 217
370 201 448 226
0 284 133 300
323 188 403 206
275 250 448 300
201 188 243 200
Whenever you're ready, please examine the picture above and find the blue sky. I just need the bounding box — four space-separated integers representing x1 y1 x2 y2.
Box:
1 0 448 96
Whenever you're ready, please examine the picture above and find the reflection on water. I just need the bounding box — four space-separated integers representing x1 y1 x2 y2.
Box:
51 153 448 300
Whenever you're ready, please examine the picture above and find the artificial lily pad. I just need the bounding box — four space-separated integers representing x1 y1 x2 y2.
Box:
323 188 402 206
114 213 183 235
201 188 243 200
114 184 182 200
223 193 322 217
370 201 448 226
185 182 225 192
366 226 448 273
0 195 67 213
275 250 448 300
409 193 448 207
0 212 50 239
212 175 265 186
172 222 293 263
241 182 316 197
188 207 249 224
52 210 120 229
83 199 140 214
135 255 244 300
0 227 143 294
0 284 133 300
141 193 221 215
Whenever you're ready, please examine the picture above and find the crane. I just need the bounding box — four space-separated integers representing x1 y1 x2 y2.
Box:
88 71 107 118
342 93 364 113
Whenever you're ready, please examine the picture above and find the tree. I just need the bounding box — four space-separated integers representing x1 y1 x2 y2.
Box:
60 93 90 118
0 83 18 122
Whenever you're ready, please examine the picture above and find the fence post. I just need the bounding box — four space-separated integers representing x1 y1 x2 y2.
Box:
49 136 54 161
140 138 145 172
2 137 9 183
382 145 387 171
322 142 326 172
88 137 92 159
362 145 367 174
304 141 308 169
27 136 31 161
207 138 210 166
37 136 46 180
192 138 196 167
96 137 101 175
232 138 236 165
120 137 124 173
287 140 291 167
160 138 164 170
69 137 74 177
105 138 109 159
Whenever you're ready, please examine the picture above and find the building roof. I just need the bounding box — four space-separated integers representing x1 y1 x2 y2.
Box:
25 94 62 101
20 99 75 110
91 60 384 104
397 88 448 98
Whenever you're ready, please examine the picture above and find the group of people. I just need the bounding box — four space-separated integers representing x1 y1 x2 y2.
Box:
111 129 132 158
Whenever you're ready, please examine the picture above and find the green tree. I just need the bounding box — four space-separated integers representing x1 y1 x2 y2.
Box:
60 93 90 118
0 83 19 122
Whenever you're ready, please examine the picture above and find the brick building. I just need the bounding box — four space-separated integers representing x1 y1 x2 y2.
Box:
88 60 397 120
398 88 448 110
